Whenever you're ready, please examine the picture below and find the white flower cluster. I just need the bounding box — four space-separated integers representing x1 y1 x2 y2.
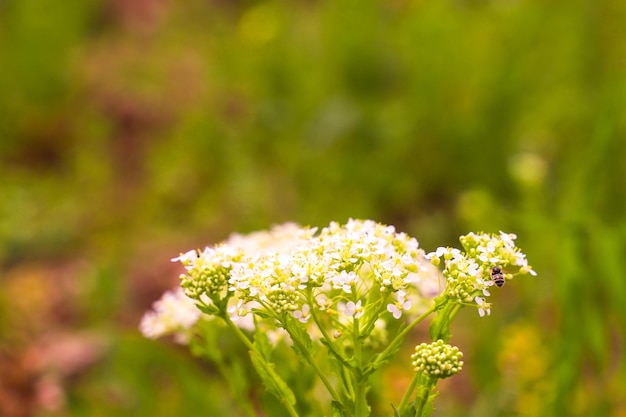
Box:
427 231 536 316
140 288 203 343
174 219 439 343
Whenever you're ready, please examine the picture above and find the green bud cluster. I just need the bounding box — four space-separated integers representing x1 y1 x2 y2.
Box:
265 287 301 314
180 263 231 301
411 340 464 379
443 270 476 303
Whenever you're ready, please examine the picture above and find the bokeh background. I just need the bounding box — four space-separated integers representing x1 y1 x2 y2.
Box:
1 0 625 416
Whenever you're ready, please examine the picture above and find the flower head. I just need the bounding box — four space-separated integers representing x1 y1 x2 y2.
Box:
160 221 528 350
140 288 202 343
177 219 433 335
427 231 535 316
177 245 241 302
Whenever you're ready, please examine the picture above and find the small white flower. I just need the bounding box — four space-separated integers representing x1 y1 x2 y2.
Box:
316 294 332 310
330 270 358 293
223 299 256 330
344 300 364 319
171 249 199 265
499 231 517 247
519 265 537 276
293 304 311 323
427 247 448 260
475 296 491 317
228 299 249 321
387 291 412 319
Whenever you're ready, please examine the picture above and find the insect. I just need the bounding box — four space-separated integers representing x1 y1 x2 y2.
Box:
491 266 505 287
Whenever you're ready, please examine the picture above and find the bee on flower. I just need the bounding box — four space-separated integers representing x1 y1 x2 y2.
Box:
427 231 536 316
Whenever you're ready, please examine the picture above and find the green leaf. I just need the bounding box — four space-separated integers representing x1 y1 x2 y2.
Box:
359 316 379 340
331 401 347 417
196 302 219 316
421 390 438 417
393 401 420 417
252 309 274 320
413 386 438 417
189 321 224 362
249 350 296 406
429 303 454 342
364 331 404 376
326 347 348 387
320 338 353 370
283 315 316 364
254 328 274 361
228 356 250 403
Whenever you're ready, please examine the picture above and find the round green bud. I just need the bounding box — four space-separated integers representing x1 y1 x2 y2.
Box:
411 340 464 379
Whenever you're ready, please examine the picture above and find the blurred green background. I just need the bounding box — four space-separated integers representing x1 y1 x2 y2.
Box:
1 0 625 416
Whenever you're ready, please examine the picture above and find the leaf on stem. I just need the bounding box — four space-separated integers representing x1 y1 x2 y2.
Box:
249 350 296 406
283 315 316 363
428 303 454 342
196 302 220 316
254 327 274 361
331 400 347 417
320 338 353 370
413 382 438 417
363 331 404 376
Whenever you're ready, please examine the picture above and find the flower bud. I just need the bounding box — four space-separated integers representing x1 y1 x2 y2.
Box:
411 340 464 379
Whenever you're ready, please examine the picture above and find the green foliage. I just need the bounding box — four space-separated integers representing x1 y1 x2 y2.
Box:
332 400 348 417
249 349 297 407
283 314 316 364
69 334 238 417
429 302 455 343
364 327 405 377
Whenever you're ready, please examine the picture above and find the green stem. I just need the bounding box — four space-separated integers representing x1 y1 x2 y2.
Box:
390 303 439 351
430 302 461 341
414 378 435 417
448 303 462 323
367 303 438 374
223 315 300 417
353 316 367 417
308 295 354 370
223 314 255 351
397 372 420 413
288 324 342 403
194 326 259 417
215 358 259 417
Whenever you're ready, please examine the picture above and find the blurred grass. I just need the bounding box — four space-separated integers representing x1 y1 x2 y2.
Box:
1 0 625 416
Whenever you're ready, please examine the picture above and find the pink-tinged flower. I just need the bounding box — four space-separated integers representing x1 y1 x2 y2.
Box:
293 304 311 323
345 300 364 319
387 291 412 319
140 288 201 342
